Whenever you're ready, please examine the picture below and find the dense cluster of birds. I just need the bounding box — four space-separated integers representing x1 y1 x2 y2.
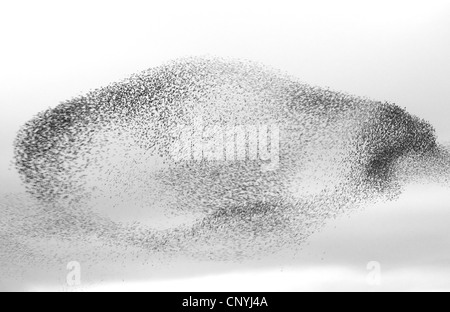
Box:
2 57 448 287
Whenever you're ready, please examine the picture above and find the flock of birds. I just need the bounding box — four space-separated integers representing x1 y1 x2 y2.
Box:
1 57 449 288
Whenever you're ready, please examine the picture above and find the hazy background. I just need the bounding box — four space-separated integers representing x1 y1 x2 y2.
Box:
1 0 449 291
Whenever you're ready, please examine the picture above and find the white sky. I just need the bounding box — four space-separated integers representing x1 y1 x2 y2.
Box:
1 0 450 291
